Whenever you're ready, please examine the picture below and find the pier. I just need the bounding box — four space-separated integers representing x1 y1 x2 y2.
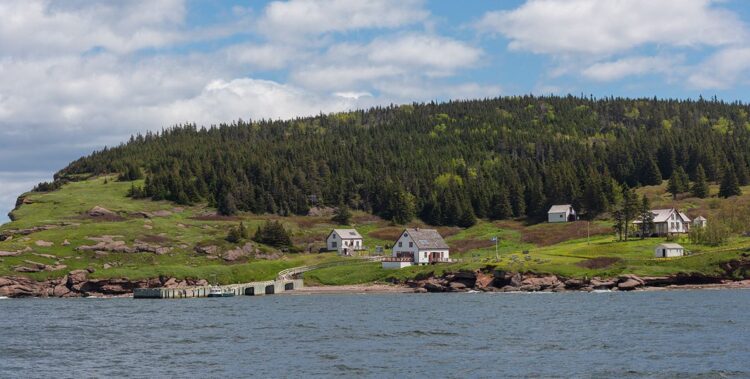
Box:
133 279 303 299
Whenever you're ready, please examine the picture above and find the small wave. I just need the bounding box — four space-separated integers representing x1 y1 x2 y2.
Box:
0 296 8 299
591 289 613 293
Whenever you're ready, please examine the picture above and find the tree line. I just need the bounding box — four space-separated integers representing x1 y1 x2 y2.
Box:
52 95 750 226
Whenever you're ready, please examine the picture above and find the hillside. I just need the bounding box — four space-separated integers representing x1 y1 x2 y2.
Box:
49 96 750 227
2 175 750 297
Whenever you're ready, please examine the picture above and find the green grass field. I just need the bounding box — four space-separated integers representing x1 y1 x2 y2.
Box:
2 176 750 285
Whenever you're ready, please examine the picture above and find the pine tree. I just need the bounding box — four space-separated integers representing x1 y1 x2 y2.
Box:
332 205 352 225
719 168 741 198
238 221 249 239
621 186 639 241
691 164 709 198
490 189 512 220
667 167 689 200
226 226 242 243
217 190 238 216
637 195 654 239
642 158 663 185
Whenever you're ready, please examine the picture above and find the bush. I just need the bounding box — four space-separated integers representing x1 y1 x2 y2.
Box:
253 220 292 248
689 221 729 246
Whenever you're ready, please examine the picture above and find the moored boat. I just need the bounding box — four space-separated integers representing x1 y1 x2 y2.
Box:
207 286 235 298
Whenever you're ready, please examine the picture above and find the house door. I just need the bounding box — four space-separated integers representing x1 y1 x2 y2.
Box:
661 249 666 258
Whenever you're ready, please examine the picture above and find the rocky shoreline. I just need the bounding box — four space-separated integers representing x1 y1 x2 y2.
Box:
402 269 749 293
0 269 210 298
1 268 749 298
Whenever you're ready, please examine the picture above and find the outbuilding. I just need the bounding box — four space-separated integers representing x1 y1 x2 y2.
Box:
654 243 685 258
693 216 707 228
548 204 576 223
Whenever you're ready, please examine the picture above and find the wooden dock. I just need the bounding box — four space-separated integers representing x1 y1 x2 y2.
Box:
133 279 303 299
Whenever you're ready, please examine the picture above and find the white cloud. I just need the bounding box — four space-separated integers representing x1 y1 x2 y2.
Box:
157 78 369 124
582 56 681 82
688 47 750 89
259 0 429 40
291 34 482 90
477 0 745 55
0 0 187 56
368 34 482 74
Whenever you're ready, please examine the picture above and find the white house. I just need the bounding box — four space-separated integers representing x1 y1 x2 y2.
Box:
326 229 364 256
382 228 450 269
633 208 691 237
654 243 685 258
693 216 708 229
548 204 576 223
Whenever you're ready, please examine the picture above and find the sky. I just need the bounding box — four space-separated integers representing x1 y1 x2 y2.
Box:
1 0 750 222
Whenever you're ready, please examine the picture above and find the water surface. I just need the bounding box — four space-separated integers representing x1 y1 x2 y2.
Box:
1 290 748 378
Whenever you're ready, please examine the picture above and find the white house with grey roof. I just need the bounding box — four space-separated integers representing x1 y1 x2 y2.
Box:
548 204 576 223
633 208 691 237
326 229 364 256
383 228 451 269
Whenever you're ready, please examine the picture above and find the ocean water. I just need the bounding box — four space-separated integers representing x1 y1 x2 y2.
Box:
1 290 749 378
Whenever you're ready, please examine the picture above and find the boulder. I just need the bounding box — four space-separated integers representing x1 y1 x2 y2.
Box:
88 206 116 217
150 210 172 217
617 279 643 291
67 270 89 287
413 287 428 293
35 240 54 247
590 277 616 289
52 283 71 297
474 271 494 289
423 279 447 293
162 277 178 288
0 251 20 257
195 245 219 256
618 274 645 285
449 281 468 291
564 279 586 290
62 239 71 246
222 243 256 262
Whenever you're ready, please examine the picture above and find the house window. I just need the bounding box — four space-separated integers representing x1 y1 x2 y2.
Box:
398 242 403 247
409 242 413 248
332 242 337 248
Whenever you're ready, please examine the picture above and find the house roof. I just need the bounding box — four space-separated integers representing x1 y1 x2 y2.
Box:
694 216 707 221
548 204 573 213
331 229 362 239
656 243 684 249
403 228 449 250
650 208 690 223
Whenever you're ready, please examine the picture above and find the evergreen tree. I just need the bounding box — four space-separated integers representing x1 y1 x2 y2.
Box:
332 205 352 225
620 186 639 241
217 190 238 216
691 164 709 198
667 167 689 200
390 191 416 225
636 195 654 239
489 189 512 220
642 158 663 185
226 226 242 243
719 168 742 198
253 220 292 248
239 221 249 239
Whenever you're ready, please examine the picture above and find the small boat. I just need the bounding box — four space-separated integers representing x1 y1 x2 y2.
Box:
207 286 235 298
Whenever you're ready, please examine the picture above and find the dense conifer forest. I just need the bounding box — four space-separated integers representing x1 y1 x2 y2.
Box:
50 95 750 226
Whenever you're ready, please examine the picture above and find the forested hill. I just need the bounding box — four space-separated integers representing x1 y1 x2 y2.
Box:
52 96 750 226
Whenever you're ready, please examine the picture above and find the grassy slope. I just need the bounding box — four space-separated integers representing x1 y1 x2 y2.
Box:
2 177 750 286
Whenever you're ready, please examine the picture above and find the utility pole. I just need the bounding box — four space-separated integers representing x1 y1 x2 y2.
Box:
492 236 499 260
587 221 590 245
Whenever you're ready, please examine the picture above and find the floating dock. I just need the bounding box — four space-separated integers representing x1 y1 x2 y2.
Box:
133 279 303 299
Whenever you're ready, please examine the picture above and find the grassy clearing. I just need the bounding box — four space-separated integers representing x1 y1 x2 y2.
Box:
2 176 750 285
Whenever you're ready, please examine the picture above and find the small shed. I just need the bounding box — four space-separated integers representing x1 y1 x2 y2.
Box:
654 243 684 258
548 204 576 223
693 216 707 228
